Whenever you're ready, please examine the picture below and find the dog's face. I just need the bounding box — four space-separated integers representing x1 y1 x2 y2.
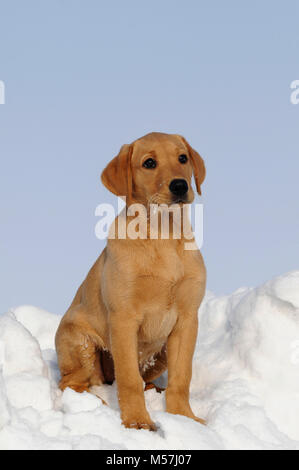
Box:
101 132 205 206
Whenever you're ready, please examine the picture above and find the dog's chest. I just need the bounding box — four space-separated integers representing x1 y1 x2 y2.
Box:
134 243 185 343
138 241 185 282
139 304 178 344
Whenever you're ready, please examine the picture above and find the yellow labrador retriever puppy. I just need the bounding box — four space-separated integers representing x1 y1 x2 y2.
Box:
55 132 206 431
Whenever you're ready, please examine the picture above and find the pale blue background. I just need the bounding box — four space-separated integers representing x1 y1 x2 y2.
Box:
0 0 298 314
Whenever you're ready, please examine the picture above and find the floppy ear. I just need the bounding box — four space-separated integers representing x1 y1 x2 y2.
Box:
101 144 133 204
179 136 206 195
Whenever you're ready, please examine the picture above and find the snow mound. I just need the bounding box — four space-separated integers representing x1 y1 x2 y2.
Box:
1 271 299 450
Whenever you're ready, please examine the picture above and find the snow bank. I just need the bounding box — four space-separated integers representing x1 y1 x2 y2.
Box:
1 271 299 450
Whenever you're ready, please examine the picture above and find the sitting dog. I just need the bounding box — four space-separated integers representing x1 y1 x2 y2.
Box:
55 132 206 430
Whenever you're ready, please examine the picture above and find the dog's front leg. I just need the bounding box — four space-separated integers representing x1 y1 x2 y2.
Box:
110 316 156 431
166 313 206 425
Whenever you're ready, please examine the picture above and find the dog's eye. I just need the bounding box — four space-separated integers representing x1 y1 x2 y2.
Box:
179 154 188 164
143 158 157 169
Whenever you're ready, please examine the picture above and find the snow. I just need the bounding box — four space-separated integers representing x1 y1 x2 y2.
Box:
1 271 299 450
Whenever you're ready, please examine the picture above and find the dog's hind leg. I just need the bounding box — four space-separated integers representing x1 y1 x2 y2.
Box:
55 316 105 395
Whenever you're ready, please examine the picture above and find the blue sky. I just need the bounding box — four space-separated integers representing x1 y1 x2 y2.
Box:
0 0 298 314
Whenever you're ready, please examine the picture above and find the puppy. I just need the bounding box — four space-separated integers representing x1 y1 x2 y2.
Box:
55 132 206 430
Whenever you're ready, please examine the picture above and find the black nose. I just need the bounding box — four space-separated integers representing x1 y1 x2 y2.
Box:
169 179 189 196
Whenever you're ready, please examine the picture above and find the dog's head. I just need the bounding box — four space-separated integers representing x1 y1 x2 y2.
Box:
101 132 205 206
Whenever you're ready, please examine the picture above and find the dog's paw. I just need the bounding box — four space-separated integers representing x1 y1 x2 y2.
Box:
167 405 206 426
122 416 157 431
